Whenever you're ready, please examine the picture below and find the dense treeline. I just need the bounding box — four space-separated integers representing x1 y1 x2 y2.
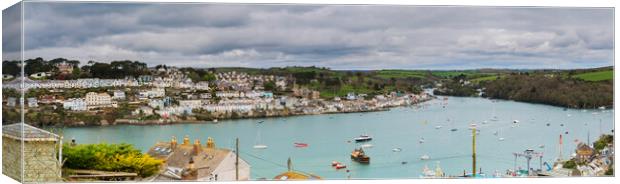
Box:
483 74 613 108
3 58 151 79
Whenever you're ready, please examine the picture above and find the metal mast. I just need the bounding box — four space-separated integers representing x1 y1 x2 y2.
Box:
472 127 477 177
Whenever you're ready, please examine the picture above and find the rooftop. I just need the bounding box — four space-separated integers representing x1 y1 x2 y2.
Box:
2 123 61 141
147 141 231 181
273 171 322 180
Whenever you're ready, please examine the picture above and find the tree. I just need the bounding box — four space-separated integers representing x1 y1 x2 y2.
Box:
264 81 276 91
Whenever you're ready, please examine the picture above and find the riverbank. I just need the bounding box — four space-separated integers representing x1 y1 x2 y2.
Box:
64 95 433 127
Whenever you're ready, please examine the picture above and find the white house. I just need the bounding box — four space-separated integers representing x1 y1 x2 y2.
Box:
148 88 166 98
179 100 202 109
112 90 126 100
27 97 38 108
63 98 87 111
6 97 16 107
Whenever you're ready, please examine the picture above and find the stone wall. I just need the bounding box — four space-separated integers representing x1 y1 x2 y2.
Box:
2 137 23 182
2 137 61 182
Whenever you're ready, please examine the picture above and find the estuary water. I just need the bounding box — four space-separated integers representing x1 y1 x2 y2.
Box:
61 96 614 179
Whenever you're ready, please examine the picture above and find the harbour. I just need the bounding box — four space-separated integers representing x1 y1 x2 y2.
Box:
59 96 614 179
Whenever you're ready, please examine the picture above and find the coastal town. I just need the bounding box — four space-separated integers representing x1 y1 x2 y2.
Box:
2 60 432 126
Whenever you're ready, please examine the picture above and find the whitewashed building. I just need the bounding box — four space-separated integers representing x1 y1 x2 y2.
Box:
85 92 113 108
63 98 87 111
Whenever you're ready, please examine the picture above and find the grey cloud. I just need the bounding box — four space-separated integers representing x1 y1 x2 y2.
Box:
9 3 614 69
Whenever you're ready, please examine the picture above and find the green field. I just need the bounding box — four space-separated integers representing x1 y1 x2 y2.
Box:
375 70 427 79
574 70 613 81
471 75 500 82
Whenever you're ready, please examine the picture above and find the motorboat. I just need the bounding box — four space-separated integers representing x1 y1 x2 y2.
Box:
354 134 373 142
392 148 402 152
420 155 431 160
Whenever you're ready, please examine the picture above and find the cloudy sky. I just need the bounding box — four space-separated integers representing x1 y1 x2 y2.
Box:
2 2 614 70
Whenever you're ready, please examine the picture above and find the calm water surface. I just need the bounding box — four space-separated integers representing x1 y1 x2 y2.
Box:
61 96 614 179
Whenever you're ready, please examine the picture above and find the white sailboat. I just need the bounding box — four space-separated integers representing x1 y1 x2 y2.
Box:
490 101 499 121
497 128 505 141
253 127 268 149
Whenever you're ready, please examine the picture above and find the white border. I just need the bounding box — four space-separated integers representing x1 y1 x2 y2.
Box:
0 1 617 184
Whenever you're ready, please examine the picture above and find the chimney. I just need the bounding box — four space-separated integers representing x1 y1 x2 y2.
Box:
171 136 177 149
193 139 201 155
183 135 190 146
206 137 215 149
188 157 195 171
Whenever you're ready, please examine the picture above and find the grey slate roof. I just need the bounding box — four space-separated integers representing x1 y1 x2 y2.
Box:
2 123 60 141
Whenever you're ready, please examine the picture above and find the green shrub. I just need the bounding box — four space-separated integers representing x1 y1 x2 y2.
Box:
563 160 576 169
62 143 162 177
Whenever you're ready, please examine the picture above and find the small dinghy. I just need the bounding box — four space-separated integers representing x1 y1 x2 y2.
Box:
294 142 309 148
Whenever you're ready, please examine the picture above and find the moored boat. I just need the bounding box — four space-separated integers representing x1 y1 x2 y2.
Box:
351 148 370 163
354 134 373 142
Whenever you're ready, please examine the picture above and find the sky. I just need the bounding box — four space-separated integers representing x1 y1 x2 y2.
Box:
2 2 614 70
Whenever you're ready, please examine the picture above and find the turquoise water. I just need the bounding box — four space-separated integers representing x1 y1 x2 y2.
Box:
60 96 614 179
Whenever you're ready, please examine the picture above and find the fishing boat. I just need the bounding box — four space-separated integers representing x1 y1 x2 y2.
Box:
351 148 370 164
354 134 373 142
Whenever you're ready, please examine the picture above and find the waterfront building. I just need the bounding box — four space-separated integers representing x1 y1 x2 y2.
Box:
147 136 251 181
2 123 62 182
347 92 357 100
147 88 166 98
63 98 87 111
149 99 165 109
112 90 126 100
179 100 203 109
85 92 113 108
27 97 38 108
133 106 154 116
